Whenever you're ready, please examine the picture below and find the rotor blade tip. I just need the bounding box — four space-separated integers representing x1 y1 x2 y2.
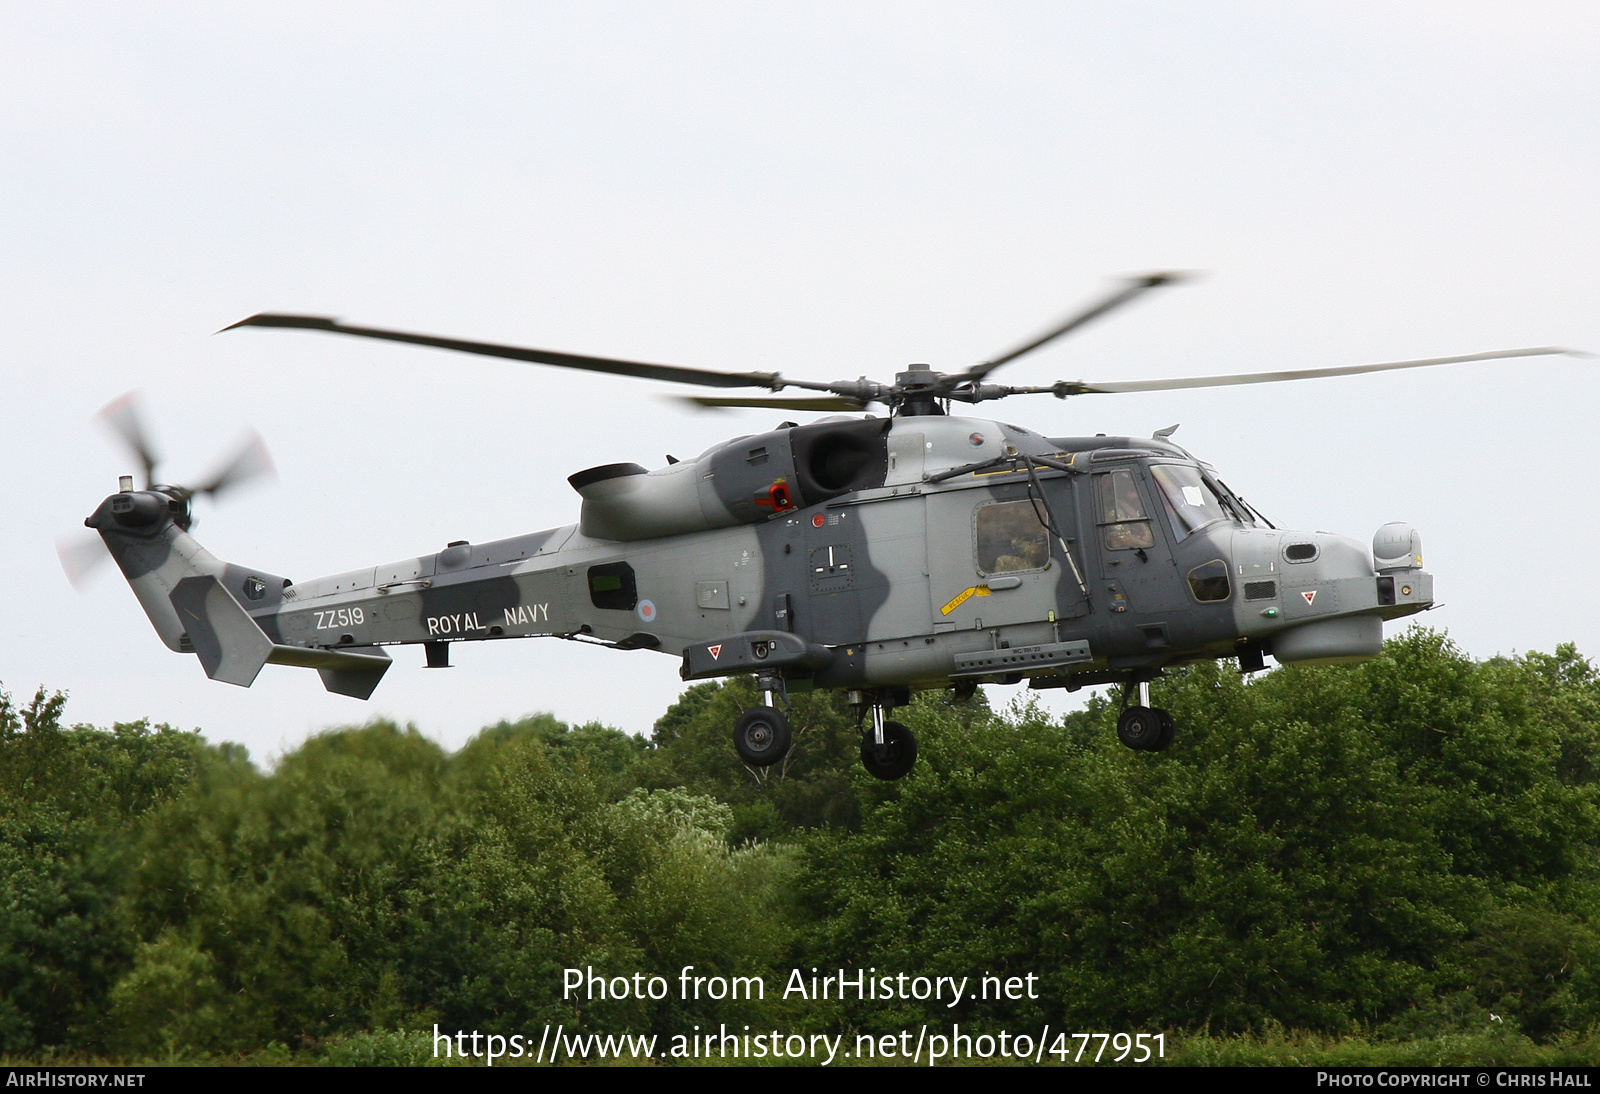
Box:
669 395 732 412
218 313 340 334
95 390 138 419
1139 269 1201 287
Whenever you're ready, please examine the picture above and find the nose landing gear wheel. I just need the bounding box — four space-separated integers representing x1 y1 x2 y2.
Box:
860 720 917 780
1117 705 1175 752
733 706 793 766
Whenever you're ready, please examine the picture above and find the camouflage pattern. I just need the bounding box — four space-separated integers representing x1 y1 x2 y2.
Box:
86 413 1434 701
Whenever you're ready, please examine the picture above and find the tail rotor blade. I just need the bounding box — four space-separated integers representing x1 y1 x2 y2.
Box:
96 392 160 488
57 533 111 591
194 430 276 500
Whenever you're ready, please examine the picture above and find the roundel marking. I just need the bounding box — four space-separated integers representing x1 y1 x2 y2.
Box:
637 599 657 622
812 513 825 528
969 432 985 446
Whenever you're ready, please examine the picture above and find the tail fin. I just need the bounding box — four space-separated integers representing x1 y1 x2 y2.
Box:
88 489 391 698
168 574 272 685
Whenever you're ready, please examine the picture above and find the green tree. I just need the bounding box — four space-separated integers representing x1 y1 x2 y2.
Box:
0 686 213 1052
112 722 451 1052
792 632 1600 1038
465 712 648 795
110 717 800 1052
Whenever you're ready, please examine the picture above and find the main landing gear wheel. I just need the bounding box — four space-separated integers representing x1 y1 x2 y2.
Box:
1155 708 1176 751
861 720 917 780
733 706 792 767
1117 706 1175 752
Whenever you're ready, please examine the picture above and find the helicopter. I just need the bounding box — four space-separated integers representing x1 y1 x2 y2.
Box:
78 273 1575 779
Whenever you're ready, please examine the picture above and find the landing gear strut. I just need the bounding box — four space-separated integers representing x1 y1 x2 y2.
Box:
851 689 918 780
1117 679 1176 752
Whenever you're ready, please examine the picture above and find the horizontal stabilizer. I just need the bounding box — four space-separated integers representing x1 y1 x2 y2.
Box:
264 645 392 672
169 575 391 697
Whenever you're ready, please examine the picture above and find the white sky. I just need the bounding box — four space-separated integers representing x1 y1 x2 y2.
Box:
4 3 1598 762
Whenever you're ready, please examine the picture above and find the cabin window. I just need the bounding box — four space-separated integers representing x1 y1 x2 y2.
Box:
587 562 637 610
1096 470 1155 551
1151 463 1228 541
975 500 1049 575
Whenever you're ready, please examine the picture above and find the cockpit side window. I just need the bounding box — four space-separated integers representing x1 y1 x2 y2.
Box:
1150 464 1229 541
1095 470 1155 551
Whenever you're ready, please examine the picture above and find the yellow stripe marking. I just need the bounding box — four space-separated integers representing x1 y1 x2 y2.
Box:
940 585 993 615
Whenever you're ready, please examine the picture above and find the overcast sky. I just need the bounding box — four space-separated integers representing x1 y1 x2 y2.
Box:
4 3 1598 762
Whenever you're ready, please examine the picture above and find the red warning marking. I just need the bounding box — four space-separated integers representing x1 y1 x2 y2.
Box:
708 644 722 660
1302 590 1317 605
812 513 825 527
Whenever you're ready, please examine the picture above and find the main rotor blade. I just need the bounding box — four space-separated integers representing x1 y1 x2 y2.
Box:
676 395 867 412
1060 346 1579 395
958 271 1193 387
224 313 793 391
96 392 159 489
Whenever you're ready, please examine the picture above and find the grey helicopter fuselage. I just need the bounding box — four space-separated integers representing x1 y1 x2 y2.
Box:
86 410 1433 703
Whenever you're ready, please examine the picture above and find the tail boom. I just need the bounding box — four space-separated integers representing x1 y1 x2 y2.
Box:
89 489 389 697
88 486 767 700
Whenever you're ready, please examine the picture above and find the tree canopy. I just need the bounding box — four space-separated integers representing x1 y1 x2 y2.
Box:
1 628 1597 1059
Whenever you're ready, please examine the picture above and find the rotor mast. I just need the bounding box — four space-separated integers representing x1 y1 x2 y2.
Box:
893 363 944 416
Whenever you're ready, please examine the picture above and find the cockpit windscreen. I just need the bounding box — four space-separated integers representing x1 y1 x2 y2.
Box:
1150 463 1230 540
